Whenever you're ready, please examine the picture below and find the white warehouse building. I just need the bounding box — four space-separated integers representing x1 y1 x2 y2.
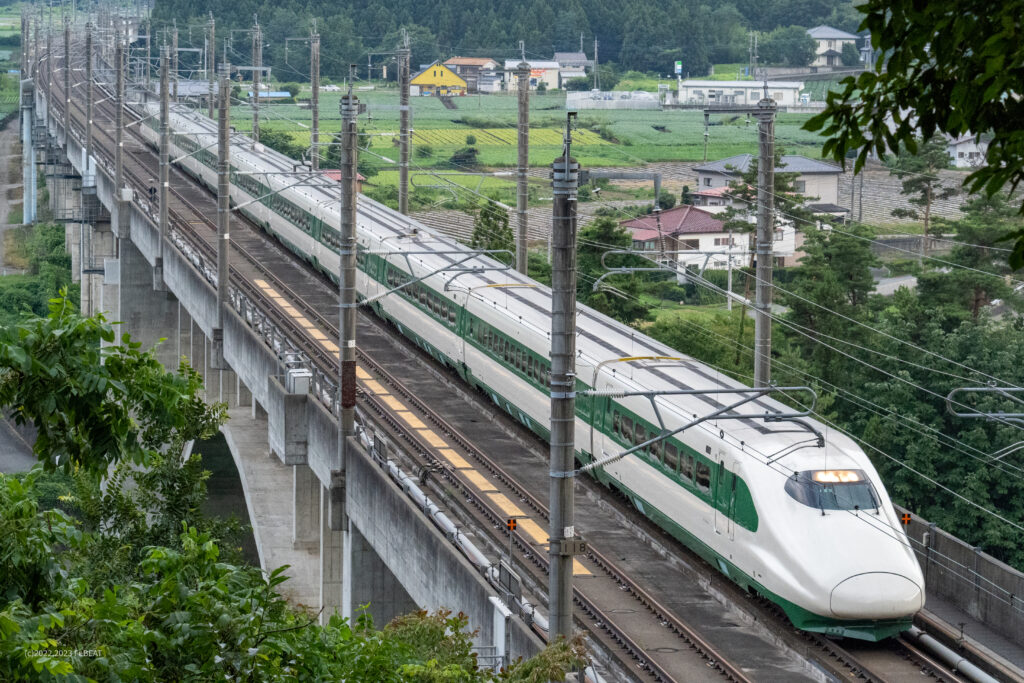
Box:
676 79 805 107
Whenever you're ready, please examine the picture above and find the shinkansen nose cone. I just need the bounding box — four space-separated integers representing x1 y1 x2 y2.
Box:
830 572 923 619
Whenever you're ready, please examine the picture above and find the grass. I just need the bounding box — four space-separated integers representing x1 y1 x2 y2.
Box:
707 63 755 81
234 86 832 198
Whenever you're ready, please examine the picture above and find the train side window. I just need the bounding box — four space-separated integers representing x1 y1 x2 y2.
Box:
650 435 663 460
448 305 457 324
621 417 633 443
695 461 711 492
680 453 694 481
612 412 621 438
634 422 646 449
664 442 678 471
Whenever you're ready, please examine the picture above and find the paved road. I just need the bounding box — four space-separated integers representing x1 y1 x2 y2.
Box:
875 274 918 295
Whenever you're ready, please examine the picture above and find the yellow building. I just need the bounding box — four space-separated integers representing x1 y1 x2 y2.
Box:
410 61 468 96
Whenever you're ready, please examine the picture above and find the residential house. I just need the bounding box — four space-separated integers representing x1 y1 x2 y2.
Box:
443 57 500 93
322 169 366 194
946 134 988 168
806 25 859 67
558 66 587 87
619 204 797 272
477 69 503 93
553 51 593 69
504 60 560 91
675 79 805 107
410 61 467 96
694 154 844 206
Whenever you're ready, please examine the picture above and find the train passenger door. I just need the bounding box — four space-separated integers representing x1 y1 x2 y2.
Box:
714 456 736 540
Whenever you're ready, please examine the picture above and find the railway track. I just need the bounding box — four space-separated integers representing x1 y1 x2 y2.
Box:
46 42 1006 683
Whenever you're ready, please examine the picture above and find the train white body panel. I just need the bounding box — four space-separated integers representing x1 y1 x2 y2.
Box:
142 103 925 639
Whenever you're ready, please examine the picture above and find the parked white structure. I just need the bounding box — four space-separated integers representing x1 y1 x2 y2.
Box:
807 25 859 67
503 60 560 91
675 79 804 107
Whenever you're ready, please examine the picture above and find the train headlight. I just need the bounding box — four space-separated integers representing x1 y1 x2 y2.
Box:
812 470 861 483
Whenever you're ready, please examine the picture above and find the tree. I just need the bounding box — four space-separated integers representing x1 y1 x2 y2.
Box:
657 193 676 211
468 199 512 261
759 26 816 67
259 128 306 160
886 137 957 261
803 0 1024 269
680 185 694 205
281 82 301 98
563 77 591 91
0 304 590 680
0 295 223 474
577 217 651 322
449 146 479 168
840 41 860 67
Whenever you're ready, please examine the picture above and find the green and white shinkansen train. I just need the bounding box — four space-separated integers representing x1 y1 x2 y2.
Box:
139 103 925 641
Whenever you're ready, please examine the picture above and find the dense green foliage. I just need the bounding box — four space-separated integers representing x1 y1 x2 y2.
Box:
152 0 858 79
577 217 651 321
468 199 513 261
0 304 588 680
805 0 1024 268
759 26 816 67
0 223 77 328
0 297 223 475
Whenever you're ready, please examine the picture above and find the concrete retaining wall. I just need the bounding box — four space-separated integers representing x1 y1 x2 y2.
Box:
899 505 1024 648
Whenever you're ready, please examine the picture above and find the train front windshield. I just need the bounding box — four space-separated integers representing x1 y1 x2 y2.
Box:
784 469 879 511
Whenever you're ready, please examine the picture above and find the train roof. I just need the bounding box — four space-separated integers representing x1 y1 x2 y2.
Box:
160 104 868 473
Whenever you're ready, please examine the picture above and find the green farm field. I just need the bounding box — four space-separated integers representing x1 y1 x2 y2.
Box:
235 89 826 165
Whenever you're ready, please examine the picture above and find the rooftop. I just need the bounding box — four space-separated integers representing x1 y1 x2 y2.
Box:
503 59 560 70
621 205 725 240
695 154 842 176
678 79 804 89
444 56 498 67
807 25 859 40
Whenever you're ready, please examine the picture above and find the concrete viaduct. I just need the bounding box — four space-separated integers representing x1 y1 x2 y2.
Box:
20 14 543 671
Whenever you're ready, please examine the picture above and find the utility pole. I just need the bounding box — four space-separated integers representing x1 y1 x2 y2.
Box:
750 33 759 81
398 29 410 214
753 93 776 388
207 13 215 119
62 14 69 148
310 22 320 170
114 31 124 199
155 44 169 291
251 15 261 144
45 21 51 104
171 21 178 100
549 112 580 642
592 38 598 90
212 61 231 369
85 21 93 170
516 46 530 274
337 82 360 543
144 20 151 96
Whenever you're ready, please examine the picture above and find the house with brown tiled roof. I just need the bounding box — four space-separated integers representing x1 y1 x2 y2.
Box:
620 204 798 270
